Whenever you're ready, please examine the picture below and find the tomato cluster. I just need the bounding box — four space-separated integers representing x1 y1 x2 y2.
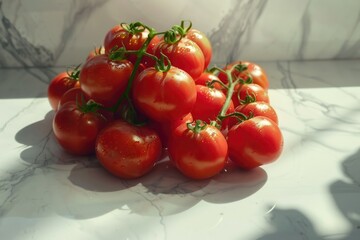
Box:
47 21 283 180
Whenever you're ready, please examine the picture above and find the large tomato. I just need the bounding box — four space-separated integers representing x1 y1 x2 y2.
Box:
191 85 234 129
219 61 269 90
95 120 162 179
227 116 283 170
79 54 133 108
154 38 205 79
47 71 80 111
185 29 212 69
103 24 149 64
53 101 108 155
132 66 197 122
168 121 228 179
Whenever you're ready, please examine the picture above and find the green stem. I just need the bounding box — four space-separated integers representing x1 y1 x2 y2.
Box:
111 28 156 115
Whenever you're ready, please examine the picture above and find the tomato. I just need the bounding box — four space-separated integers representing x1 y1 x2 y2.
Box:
233 83 269 107
194 72 223 90
154 38 205 79
185 29 212 69
58 87 87 109
95 120 162 179
227 116 283 170
132 66 197 122
103 24 149 64
218 61 269 90
53 101 108 155
79 54 133 108
168 121 227 179
228 101 278 128
191 85 234 129
47 71 80 111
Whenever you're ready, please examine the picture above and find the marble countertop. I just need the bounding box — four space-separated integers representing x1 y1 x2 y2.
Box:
1 60 360 240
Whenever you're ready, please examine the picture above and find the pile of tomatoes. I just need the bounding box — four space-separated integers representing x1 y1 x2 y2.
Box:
47 21 283 180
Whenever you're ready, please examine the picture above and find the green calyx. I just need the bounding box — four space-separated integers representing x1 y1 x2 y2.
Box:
187 120 207 134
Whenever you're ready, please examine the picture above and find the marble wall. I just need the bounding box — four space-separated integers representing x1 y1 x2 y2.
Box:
0 0 359 68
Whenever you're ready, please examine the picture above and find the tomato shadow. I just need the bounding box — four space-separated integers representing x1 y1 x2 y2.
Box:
329 148 360 239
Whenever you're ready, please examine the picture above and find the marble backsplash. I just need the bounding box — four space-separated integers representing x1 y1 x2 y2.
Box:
0 0 359 68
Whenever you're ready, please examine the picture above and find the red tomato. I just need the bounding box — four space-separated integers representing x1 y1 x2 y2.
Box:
58 87 87 109
229 101 278 128
53 101 108 155
168 122 228 179
227 116 283 170
154 38 205 79
103 25 149 64
218 61 269 90
185 29 212 69
194 72 223 90
132 66 197 122
47 71 80 111
233 83 269 107
95 120 162 179
79 54 133 108
191 85 234 129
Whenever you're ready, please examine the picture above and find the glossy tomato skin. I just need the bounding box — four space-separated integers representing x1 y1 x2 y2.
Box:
168 123 228 179
227 116 283 170
154 38 205 79
233 83 269 107
132 66 197 122
185 29 212 69
95 120 162 179
48 72 80 111
58 87 86 109
103 25 149 64
229 101 278 128
191 85 234 129
53 101 108 155
79 54 133 108
219 61 269 90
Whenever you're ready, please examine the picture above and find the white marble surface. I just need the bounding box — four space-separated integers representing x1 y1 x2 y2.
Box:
1 0 360 68
0 60 360 239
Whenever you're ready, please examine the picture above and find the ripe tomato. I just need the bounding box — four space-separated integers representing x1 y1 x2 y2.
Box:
47 71 80 111
53 101 108 155
168 121 228 179
132 66 197 122
194 72 223 90
154 38 205 79
103 24 149 64
95 120 162 179
232 83 269 107
218 61 269 90
227 116 283 170
231 101 278 127
185 29 212 69
58 87 87 109
79 54 133 108
191 85 234 129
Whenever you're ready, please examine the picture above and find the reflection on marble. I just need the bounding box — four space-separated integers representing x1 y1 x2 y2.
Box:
0 0 360 68
1 60 360 239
